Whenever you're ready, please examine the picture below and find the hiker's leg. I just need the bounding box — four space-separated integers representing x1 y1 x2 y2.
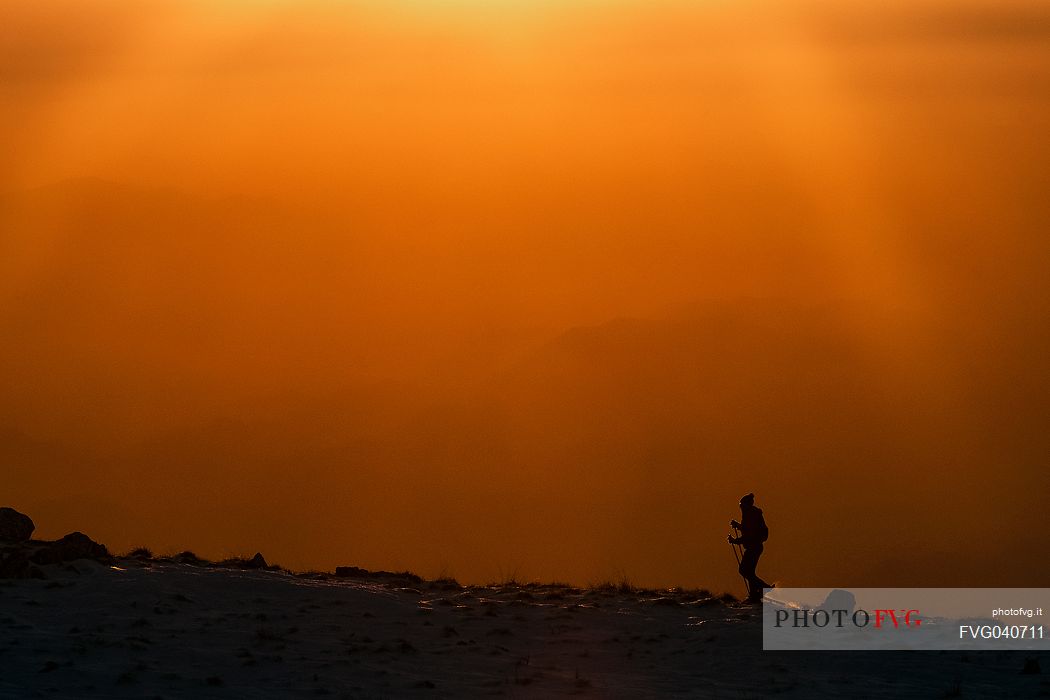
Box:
745 544 767 596
740 546 758 580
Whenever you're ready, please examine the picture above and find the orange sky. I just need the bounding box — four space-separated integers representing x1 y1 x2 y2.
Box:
2 0 1049 592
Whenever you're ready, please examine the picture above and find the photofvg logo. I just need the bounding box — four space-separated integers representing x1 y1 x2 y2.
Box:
775 606 922 630
762 588 1049 650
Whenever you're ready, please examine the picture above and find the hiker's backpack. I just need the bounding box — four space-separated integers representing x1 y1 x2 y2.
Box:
756 510 769 542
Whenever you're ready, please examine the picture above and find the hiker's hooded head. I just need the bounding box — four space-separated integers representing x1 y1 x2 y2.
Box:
739 492 755 508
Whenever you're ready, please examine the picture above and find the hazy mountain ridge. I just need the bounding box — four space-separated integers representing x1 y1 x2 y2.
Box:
2 180 1048 590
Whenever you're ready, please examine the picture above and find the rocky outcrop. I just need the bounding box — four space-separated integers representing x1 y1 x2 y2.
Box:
816 589 856 614
0 548 44 579
0 507 34 542
28 532 110 565
0 510 111 579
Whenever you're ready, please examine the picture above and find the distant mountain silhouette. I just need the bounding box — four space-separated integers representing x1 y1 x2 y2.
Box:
3 181 1048 591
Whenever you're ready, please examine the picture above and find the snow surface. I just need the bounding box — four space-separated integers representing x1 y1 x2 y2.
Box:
0 560 1045 698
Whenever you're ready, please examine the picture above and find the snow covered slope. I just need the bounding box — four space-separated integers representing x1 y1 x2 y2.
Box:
0 560 1044 698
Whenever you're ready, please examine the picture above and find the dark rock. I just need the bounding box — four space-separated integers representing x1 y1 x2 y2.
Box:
30 532 110 565
0 548 34 578
334 565 423 583
29 546 61 566
0 507 34 542
335 565 370 578
248 553 267 569
816 589 856 614
0 529 110 578
55 531 110 560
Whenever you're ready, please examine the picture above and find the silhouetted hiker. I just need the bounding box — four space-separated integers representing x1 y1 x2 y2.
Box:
727 492 771 602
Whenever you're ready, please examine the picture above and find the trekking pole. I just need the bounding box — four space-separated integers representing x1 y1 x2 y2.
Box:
729 526 751 601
